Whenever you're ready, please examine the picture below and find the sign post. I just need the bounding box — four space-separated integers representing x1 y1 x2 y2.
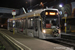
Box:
12 9 16 34
64 12 67 33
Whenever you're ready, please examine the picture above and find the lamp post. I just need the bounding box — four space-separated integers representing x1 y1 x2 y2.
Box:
59 4 63 33
64 12 67 33
59 4 67 33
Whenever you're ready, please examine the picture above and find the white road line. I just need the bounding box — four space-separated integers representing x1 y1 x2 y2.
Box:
0 31 31 50
5 35 24 50
0 32 24 50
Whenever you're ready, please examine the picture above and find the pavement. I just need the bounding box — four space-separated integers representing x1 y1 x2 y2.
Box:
0 28 73 50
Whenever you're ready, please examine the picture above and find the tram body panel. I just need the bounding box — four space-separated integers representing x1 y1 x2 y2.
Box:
27 29 34 37
23 29 27 35
42 29 53 34
33 18 40 37
8 8 61 39
23 18 28 34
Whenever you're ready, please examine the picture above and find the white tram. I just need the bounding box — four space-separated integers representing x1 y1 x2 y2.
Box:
8 8 61 39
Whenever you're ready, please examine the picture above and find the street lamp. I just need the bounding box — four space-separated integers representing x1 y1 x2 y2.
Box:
59 4 63 7
59 4 67 33
59 4 63 15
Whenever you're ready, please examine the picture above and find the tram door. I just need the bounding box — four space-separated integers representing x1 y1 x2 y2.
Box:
34 18 39 37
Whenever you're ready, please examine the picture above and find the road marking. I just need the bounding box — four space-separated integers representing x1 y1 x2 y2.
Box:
0 32 24 50
0 31 31 50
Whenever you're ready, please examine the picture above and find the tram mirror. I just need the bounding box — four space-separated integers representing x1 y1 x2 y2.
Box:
59 11 62 15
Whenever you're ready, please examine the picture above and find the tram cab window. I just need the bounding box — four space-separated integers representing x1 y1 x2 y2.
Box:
45 19 58 28
46 20 49 24
9 22 13 27
51 19 57 26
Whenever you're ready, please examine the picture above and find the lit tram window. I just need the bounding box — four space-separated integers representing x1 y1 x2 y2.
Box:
57 13 58 15
45 12 48 15
49 12 56 15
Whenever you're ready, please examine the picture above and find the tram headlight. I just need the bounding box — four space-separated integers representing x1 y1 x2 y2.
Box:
43 30 46 33
45 12 48 15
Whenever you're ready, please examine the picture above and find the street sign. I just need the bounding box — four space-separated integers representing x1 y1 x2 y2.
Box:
13 20 15 23
12 9 16 15
12 9 16 34
64 14 67 17
13 20 15 27
64 23 67 26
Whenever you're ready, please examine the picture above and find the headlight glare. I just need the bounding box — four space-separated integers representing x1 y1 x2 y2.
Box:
43 30 46 33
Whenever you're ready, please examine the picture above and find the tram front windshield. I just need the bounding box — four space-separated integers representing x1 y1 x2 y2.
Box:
44 19 58 29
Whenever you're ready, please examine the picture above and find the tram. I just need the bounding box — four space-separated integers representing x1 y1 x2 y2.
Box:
8 8 61 39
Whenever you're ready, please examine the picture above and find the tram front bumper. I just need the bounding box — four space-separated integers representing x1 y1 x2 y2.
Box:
44 34 61 39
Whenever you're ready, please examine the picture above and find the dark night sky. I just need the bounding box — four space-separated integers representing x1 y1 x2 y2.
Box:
0 0 56 9
0 0 74 9
0 0 55 24
0 0 74 25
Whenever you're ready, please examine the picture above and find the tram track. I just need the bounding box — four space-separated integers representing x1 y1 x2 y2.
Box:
55 38 75 46
47 38 75 50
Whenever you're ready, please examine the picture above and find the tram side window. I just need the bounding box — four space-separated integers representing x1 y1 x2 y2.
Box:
34 18 37 29
17 21 20 28
28 18 34 29
16 21 18 28
15 21 17 28
11 21 13 27
19 20 24 28
23 19 26 29
17 20 21 28
21 20 24 28
19 21 21 28
9 22 13 27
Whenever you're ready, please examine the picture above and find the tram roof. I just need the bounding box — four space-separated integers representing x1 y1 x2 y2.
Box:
9 8 58 20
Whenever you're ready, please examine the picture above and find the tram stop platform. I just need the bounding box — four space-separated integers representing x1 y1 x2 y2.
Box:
0 29 73 50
